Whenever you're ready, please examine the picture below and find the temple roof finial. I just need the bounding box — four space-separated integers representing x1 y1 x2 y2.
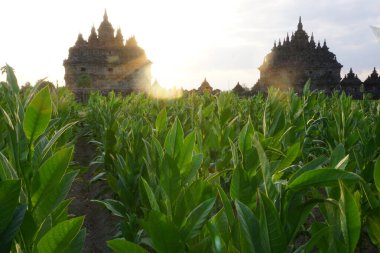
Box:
298 16 303 30
104 9 108 21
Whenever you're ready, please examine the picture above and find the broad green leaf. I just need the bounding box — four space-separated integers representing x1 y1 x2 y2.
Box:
31 147 74 208
155 108 167 132
374 156 380 193
141 177 160 211
0 107 14 130
142 211 184 253
164 118 184 158
23 86 52 143
338 181 361 253
230 168 256 204
0 152 17 180
34 170 78 224
288 169 362 190
217 186 235 226
252 135 277 200
275 142 300 173
0 205 26 253
38 121 77 165
37 217 84 253
65 229 86 253
108 239 149 253
238 121 253 158
258 192 286 253
184 153 203 185
289 155 328 183
284 195 322 243
181 198 216 240
1 64 19 93
51 199 72 225
0 180 21 233
235 200 260 253
330 144 345 168
367 210 380 249
92 199 126 218
178 132 195 169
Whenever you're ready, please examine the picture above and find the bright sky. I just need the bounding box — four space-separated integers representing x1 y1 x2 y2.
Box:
0 0 379 90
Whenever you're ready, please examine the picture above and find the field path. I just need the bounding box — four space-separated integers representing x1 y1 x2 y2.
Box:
69 135 118 253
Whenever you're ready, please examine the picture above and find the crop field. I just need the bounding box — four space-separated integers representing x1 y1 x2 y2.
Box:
1 66 380 252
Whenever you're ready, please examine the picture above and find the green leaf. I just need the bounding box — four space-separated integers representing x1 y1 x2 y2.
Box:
38 121 77 165
141 177 160 211
217 186 235 226
289 156 328 183
275 142 300 173
155 108 167 132
338 181 361 253
178 132 195 169
253 135 277 200
374 156 380 193
288 169 362 190
330 144 345 168
23 86 52 143
0 152 17 181
142 211 184 253
0 204 26 253
181 198 216 241
239 121 253 158
164 118 184 158
36 217 84 253
258 192 286 253
367 210 380 249
184 154 203 185
92 199 126 218
107 239 149 253
65 229 86 253
0 180 21 233
230 168 256 204
31 147 74 209
34 170 78 224
1 64 19 93
235 200 260 253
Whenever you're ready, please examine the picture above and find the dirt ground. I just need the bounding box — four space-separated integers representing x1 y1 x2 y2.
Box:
69 136 119 253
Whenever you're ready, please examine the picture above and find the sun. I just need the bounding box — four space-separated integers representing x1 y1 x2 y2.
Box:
109 0 236 89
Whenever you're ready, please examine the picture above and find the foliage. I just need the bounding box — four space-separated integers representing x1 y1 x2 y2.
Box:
84 87 380 252
0 66 84 253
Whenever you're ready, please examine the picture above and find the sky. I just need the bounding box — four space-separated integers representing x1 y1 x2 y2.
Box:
0 0 379 90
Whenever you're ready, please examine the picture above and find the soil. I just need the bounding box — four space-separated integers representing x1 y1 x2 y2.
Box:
69 136 119 253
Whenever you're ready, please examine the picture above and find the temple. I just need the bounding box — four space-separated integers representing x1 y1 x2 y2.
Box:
63 11 151 98
254 17 342 93
363 68 380 99
339 68 362 99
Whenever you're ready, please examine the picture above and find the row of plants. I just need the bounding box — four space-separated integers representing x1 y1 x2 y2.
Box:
1 66 380 252
0 66 84 253
85 85 380 252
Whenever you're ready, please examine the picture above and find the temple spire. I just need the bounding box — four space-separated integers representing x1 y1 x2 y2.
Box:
75 33 86 47
310 32 316 48
322 39 328 49
298 16 303 30
115 28 124 47
103 9 108 21
88 25 98 46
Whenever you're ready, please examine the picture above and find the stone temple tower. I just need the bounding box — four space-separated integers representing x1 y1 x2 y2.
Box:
255 17 343 93
63 10 151 93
